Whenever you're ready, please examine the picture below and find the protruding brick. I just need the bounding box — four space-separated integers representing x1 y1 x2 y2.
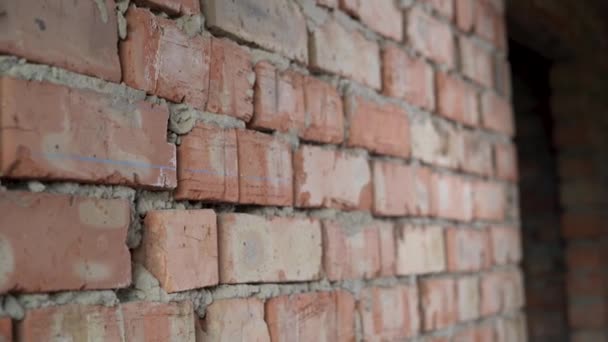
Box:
495 142 518 181
373 161 432 216
0 0 120 82
396 225 446 275
420 277 457 331
202 0 308 63
266 291 355 342
237 130 293 206
0 191 130 294
294 145 372 211
481 92 515 136
430 173 473 221
411 115 464 169
346 94 410 158
0 318 11 342
457 276 480 322
340 0 403 40
446 228 491 271
460 37 494 88
218 214 322 283
175 124 238 202
382 45 435 111
311 18 381 89
473 181 506 221
0 77 176 189
480 269 525 316
490 226 522 265
200 298 270 341
407 7 455 68
462 130 493 176
436 72 479 126
134 0 200 14
140 210 218 293
456 0 475 31
301 76 345 144
120 8 211 110
359 286 420 340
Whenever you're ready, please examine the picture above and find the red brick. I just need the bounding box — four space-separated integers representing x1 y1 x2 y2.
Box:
567 271 606 297
472 181 506 221
310 18 381 89
446 228 491 271
566 243 605 271
453 325 494 342
430 173 473 221
569 300 608 330
0 77 176 189
0 0 120 82
420 278 457 331
236 130 293 206
424 0 455 19
175 124 239 202
382 45 435 111
199 298 270 341
207 37 254 121
396 225 446 275
301 76 345 144
340 0 403 40
217 214 322 283
0 191 130 294
134 0 200 14
495 315 527 342
494 142 518 181
203 0 308 63
345 94 410 158
457 276 480 322
359 285 420 339
480 269 525 315
378 223 397 276
120 8 210 110
0 318 11 342
139 210 218 293
411 115 464 169
562 213 608 238
293 145 372 211
373 161 432 216
462 130 493 176
475 0 506 49
481 92 515 136
436 72 479 126
460 37 494 88
489 226 522 265
407 7 455 68
266 291 355 342
18 302 195 341
455 0 475 31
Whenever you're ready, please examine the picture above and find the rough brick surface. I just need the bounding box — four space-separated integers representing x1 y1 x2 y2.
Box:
490 226 522 265
436 72 479 126
203 0 308 63
266 291 355 342
294 146 372 210
396 225 446 275
200 298 270 341
134 0 200 15
237 130 293 206
301 76 345 144
420 278 457 331
473 181 506 221
462 130 494 176
456 0 475 31
482 91 515 136
139 210 218 292
175 124 239 202
340 0 403 40
373 161 432 216
430 173 473 221
359 286 420 340
311 18 381 89
383 45 435 110
446 228 491 271
346 94 410 158
0 318 11 342
217 214 322 283
494 142 518 181
457 276 480 322
121 301 195 341
0 191 130 294
425 0 455 19
407 7 455 68
410 115 464 169
460 37 494 88
0 77 176 189
481 269 525 315
0 0 120 81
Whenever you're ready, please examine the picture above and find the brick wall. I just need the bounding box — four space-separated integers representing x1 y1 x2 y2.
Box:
0 0 523 340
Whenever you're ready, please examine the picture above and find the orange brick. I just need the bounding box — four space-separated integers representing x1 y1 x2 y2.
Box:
494 142 518 181
199 298 270 341
0 0 120 81
382 45 435 111
0 191 130 294
0 318 11 342
0 77 176 189
293 145 372 211
237 130 293 206
139 210 218 293
359 286 420 340
300 76 345 144
407 7 455 68
134 0 200 14
175 124 239 202
430 173 473 221
460 37 494 88
340 0 403 40
446 228 491 271
420 277 457 331
396 225 446 275
436 72 479 126
266 291 355 342
473 181 506 221
457 276 480 322
217 214 322 283
489 226 522 265
480 269 525 316
120 8 210 110
207 37 254 121
346 94 410 158
462 130 493 176
373 161 432 216
481 91 514 136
